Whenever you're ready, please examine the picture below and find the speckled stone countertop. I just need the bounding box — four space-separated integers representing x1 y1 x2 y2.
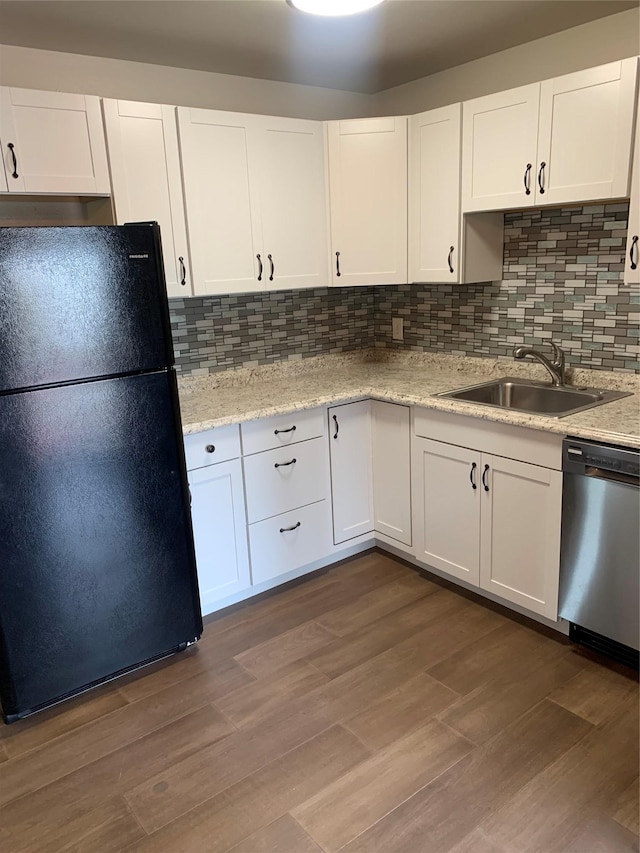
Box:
177 350 640 449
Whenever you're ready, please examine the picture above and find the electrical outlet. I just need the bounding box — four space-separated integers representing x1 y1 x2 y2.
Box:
392 317 404 341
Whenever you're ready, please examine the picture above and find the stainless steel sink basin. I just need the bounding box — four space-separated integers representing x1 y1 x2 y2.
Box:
437 377 631 418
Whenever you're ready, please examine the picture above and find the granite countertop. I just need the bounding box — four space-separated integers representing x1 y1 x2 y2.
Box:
177 351 640 450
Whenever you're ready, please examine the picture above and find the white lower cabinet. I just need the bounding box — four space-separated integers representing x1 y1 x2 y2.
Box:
248 501 332 585
371 400 411 547
412 413 562 620
187 456 251 616
328 400 374 544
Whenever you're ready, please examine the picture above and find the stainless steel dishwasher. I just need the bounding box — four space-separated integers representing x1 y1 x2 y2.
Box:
559 438 639 667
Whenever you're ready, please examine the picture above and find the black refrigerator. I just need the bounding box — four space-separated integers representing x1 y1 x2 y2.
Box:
0 223 203 723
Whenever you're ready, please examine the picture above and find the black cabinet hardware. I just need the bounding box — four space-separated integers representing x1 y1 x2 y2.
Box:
205 444 215 453
7 143 18 179
256 253 263 281
336 251 341 277
447 246 454 274
482 464 490 492
332 414 339 439
268 254 274 281
524 163 532 195
630 235 638 270
280 521 301 533
178 256 186 286
274 425 296 435
274 458 296 468
537 162 546 194
470 462 477 490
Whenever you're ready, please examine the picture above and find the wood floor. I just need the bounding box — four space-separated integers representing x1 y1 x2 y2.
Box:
0 551 638 853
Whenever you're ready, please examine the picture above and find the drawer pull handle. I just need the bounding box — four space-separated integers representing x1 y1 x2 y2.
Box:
205 444 215 453
333 414 339 439
523 162 532 195
7 142 18 178
274 425 296 435
537 161 546 194
469 462 477 490
274 458 296 469
280 521 301 533
482 464 490 492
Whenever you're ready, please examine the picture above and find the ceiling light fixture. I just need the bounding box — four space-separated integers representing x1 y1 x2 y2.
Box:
288 0 386 17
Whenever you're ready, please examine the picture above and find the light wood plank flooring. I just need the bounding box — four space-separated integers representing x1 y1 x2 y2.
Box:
0 551 638 852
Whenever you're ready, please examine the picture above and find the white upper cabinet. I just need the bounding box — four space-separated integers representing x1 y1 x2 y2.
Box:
102 100 192 297
462 59 638 212
409 104 503 284
254 116 330 290
177 108 329 296
0 87 110 195
625 99 640 286
327 116 408 286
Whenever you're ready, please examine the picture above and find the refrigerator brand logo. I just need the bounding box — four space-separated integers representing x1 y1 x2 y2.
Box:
129 253 149 259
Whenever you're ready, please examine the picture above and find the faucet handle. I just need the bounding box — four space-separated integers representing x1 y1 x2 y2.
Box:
550 342 564 368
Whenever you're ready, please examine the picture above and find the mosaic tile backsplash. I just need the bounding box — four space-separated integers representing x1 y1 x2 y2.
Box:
169 202 638 376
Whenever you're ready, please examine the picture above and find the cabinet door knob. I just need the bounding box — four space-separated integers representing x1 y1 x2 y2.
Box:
274 425 296 435
256 253 263 281
178 256 187 286
537 162 546 194
469 462 477 490
335 251 341 277
523 163 532 195
630 235 638 271
280 521 301 533
205 444 215 454
447 246 455 274
332 414 339 439
482 464 490 492
7 142 18 179
268 253 274 281
274 458 296 469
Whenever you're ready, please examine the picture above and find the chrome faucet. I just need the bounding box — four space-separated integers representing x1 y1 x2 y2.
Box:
513 342 566 386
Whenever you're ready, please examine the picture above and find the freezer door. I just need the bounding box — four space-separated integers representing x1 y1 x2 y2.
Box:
0 371 202 721
0 223 174 393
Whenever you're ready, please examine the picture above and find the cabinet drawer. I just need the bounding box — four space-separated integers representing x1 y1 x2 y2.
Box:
248 501 332 585
243 437 327 524
241 408 324 456
184 424 241 470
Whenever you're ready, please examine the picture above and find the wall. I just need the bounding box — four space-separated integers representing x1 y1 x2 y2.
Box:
374 9 640 115
170 203 638 376
0 44 373 120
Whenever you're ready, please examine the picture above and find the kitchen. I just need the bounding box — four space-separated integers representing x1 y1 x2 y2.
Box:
2 0 638 850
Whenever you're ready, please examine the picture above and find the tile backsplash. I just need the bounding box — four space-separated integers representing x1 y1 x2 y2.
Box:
170 202 638 376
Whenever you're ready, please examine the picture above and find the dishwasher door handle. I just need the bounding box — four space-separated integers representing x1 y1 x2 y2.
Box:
585 466 640 488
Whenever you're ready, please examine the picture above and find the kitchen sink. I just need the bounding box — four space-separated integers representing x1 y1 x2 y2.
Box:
437 377 631 418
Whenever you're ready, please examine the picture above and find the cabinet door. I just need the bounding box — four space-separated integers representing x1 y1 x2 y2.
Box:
256 116 330 290
328 400 374 544
412 437 480 585
624 100 639 286
327 117 407 286
371 400 411 546
188 458 250 615
537 59 638 206
102 100 191 297
0 87 109 195
178 107 263 295
461 84 539 212
480 454 561 619
409 104 461 283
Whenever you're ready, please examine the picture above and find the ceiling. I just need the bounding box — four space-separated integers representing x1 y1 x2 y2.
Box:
0 0 637 94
